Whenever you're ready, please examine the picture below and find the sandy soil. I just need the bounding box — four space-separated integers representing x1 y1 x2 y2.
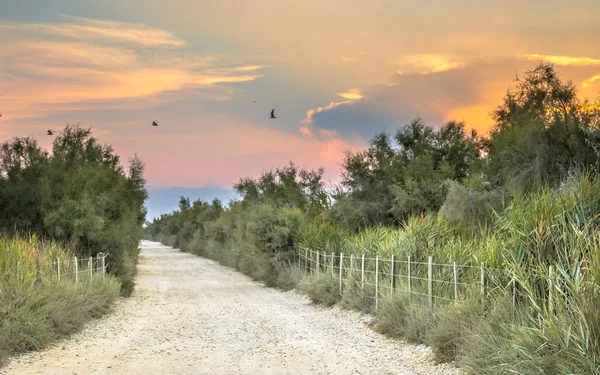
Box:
1 240 460 375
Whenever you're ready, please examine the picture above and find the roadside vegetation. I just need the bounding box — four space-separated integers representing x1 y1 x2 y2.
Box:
145 62 600 374
0 125 147 365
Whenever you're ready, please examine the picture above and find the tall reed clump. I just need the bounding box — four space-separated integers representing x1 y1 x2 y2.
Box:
296 172 600 374
0 235 120 366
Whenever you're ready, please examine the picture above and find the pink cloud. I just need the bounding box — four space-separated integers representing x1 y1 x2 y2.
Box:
103 117 366 189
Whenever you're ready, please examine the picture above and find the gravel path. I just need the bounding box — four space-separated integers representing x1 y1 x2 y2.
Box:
2 241 460 375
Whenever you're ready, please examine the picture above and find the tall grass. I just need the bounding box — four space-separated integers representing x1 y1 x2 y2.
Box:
0 235 120 366
296 172 600 374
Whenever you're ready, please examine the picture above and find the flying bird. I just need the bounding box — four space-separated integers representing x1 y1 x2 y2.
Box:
270 109 277 119
47 130 54 135
152 121 159 126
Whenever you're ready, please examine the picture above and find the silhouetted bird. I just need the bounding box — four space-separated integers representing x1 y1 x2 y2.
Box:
152 121 159 126
47 130 54 135
270 109 277 119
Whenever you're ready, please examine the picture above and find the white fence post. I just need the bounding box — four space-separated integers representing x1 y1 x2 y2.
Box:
453 261 458 304
305 248 308 273
375 255 379 310
390 255 395 296
428 256 433 309
407 255 411 294
331 252 334 276
512 275 516 310
75 256 78 283
57 257 61 282
480 262 485 305
548 265 554 313
361 254 365 291
89 256 93 281
339 252 343 292
99 253 105 279
316 250 320 274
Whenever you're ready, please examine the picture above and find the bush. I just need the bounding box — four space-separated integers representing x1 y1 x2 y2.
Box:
298 272 341 306
426 297 484 363
373 292 432 344
275 264 307 291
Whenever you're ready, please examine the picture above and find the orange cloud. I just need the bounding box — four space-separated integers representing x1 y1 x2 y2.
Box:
302 88 364 130
0 17 265 120
582 74 600 89
338 88 363 100
519 54 600 66
396 54 466 75
0 14 185 47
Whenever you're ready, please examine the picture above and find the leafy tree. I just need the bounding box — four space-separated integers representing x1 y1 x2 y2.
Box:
0 124 147 295
331 118 483 230
485 62 600 189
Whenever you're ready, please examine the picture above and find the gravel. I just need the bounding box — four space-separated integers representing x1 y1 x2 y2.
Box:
1 240 460 375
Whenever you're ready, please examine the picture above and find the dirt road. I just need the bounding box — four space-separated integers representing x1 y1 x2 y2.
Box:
2 241 459 375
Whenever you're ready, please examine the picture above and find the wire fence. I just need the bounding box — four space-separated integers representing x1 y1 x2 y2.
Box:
296 247 568 312
2 253 109 286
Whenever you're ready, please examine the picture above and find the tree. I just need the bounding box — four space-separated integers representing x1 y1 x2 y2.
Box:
331 118 483 230
485 62 600 189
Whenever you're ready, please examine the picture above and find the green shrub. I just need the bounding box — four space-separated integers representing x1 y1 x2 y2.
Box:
373 292 432 344
298 272 341 306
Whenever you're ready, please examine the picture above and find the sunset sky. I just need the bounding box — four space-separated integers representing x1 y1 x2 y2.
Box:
2 0 600 218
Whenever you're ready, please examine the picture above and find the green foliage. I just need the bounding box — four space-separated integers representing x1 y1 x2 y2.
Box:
0 125 148 295
486 63 600 190
373 292 432 344
331 118 483 230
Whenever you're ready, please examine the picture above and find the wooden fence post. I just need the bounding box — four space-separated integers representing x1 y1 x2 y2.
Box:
316 250 320 274
375 255 379 310
453 261 458 304
57 257 61 282
35 254 41 286
89 256 93 281
339 253 344 292
75 256 78 283
428 256 433 309
390 255 396 296
361 254 365 291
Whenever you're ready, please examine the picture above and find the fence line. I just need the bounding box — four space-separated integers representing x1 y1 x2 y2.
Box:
297 247 563 312
2 253 109 286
